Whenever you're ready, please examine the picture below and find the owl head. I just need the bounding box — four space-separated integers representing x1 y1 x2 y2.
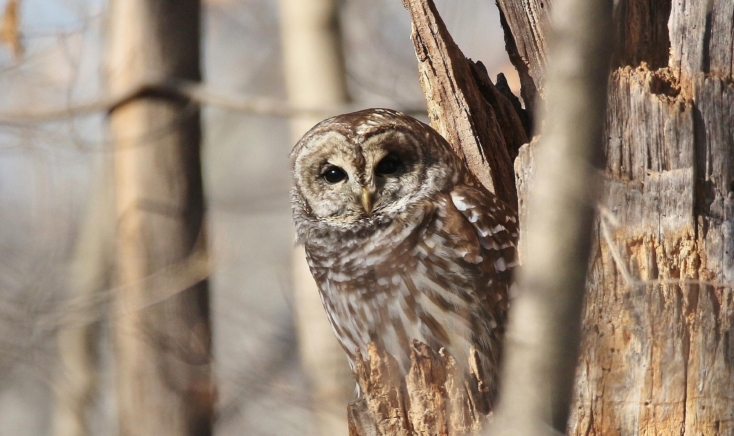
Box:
290 109 462 238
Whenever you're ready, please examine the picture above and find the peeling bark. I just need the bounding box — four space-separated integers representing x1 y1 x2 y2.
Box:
348 342 489 436
508 0 734 434
401 0 528 209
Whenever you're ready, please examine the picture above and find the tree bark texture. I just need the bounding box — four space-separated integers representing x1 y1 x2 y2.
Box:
108 1 213 435
348 342 491 436
347 0 529 434
401 0 529 208
495 0 550 115
501 0 734 434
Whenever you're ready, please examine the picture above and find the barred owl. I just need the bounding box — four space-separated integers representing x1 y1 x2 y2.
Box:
290 109 518 401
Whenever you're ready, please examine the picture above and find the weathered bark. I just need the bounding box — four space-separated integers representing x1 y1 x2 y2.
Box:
495 0 550 114
401 0 528 208
504 0 734 434
278 0 354 434
348 342 490 436
108 1 213 435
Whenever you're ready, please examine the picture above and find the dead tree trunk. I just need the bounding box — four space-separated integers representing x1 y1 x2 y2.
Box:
401 0 528 209
500 0 734 434
107 1 213 435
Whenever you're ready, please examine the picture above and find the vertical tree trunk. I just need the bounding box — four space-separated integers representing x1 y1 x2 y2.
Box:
500 0 734 434
278 1 354 434
107 1 213 435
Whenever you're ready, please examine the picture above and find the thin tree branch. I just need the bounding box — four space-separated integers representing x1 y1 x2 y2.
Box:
0 79 426 124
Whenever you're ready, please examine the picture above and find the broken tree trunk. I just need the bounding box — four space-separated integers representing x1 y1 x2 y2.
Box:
347 0 528 434
401 0 528 209
348 342 493 436
499 0 734 434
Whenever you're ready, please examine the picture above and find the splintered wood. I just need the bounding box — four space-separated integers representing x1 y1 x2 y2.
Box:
348 341 490 436
401 0 528 209
495 0 550 113
502 0 734 433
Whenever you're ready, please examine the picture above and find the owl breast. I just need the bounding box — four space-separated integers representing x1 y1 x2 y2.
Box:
304 189 513 381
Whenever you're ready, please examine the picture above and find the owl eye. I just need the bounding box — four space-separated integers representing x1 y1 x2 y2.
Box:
322 166 348 184
375 154 401 176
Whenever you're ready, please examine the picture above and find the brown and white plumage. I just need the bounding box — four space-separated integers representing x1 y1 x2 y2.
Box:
290 108 518 401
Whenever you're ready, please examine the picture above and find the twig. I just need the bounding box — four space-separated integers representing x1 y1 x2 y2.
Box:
0 79 426 124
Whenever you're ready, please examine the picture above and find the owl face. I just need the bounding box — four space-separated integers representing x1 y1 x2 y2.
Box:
291 109 461 228
293 129 425 221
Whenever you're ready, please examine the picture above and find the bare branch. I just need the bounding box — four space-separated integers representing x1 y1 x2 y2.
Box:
0 79 426 124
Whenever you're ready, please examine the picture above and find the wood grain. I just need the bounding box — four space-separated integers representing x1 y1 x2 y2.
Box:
348 342 489 436
614 0 672 69
510 0 734 432
401 0 528 209
496 0 551 112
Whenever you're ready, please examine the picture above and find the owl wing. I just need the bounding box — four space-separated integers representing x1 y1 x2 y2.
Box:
428 183 519 331
394 183 517 389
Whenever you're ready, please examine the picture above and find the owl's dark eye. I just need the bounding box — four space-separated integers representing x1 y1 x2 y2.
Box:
322 166 347 184
375 154 401 176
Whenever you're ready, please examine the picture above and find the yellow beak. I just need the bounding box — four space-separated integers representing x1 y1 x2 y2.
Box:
361 187 373 214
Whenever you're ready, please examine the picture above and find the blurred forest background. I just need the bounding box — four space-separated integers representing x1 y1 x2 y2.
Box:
0 0 518 435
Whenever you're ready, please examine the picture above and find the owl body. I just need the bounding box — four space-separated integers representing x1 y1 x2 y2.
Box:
291 109 517 397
